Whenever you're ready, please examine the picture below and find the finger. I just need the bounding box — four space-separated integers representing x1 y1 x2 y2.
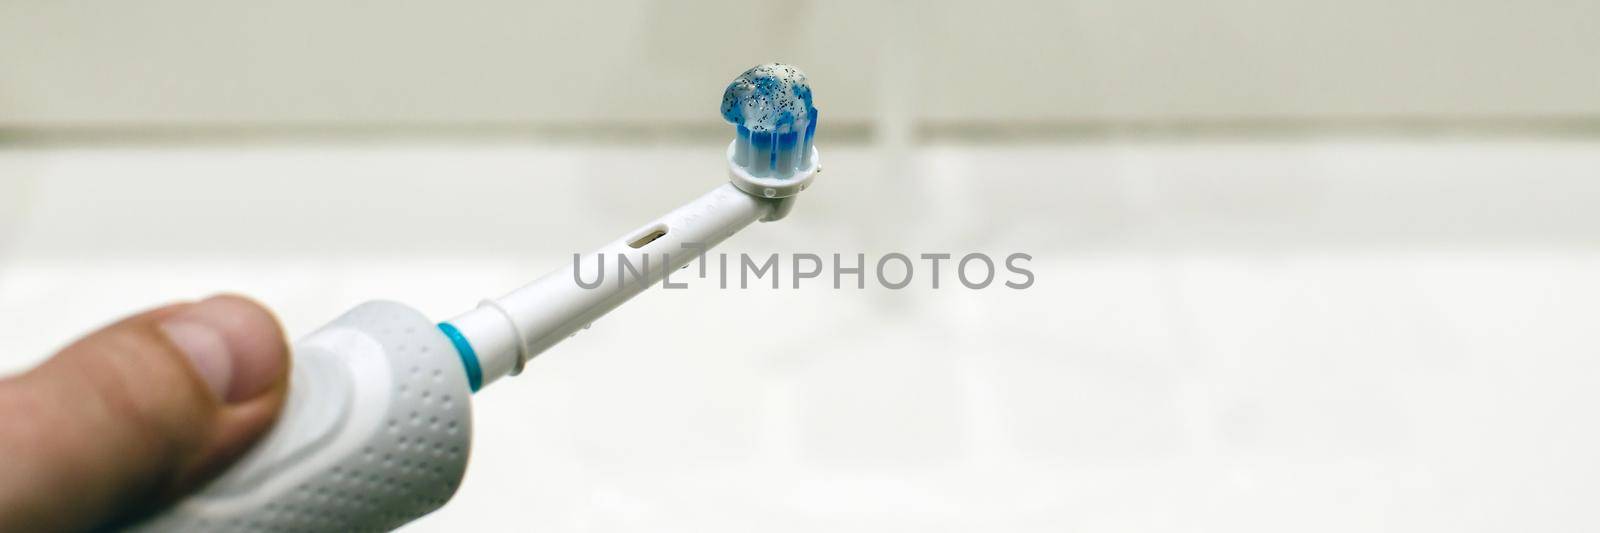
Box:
0 294 290 531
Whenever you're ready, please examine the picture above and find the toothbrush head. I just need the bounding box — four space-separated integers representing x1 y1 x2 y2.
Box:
723 63 819 198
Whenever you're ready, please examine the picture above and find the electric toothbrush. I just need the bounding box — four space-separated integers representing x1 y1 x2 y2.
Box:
134 63 819 532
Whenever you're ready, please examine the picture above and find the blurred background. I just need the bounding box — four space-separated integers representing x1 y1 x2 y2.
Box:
2 1 1599 531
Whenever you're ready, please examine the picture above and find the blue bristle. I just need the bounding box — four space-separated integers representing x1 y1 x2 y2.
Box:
722 64 817 179
749 129 774 177
775 129 799 173
734 124 753 169
802 108 817 167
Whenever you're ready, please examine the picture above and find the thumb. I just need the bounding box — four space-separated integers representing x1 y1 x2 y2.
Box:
0 294 290 531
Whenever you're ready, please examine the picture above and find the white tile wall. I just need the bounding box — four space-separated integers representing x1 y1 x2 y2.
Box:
1 1 1596 127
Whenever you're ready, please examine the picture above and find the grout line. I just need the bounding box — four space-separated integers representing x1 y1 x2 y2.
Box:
0 122 876 147
3 117 1600 147
919 117 1600 143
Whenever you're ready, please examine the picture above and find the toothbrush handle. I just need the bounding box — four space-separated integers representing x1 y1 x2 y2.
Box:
132 301 475 532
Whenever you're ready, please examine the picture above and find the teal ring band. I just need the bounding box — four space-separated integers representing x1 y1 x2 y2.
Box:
437 322 483 392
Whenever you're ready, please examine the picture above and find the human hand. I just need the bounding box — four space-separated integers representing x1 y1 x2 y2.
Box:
0 295 289 531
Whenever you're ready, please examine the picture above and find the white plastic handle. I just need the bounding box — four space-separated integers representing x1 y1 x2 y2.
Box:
133 301 474 532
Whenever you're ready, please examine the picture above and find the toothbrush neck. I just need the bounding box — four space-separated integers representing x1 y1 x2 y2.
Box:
444 182 774 389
